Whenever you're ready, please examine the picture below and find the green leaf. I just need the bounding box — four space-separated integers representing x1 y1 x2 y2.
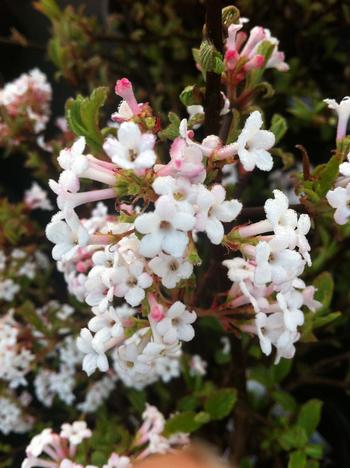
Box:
158 111 181 140
127 389 146 413
204 388 237 420
177 395 199 412
272 391 297 413
288 451 307 468
164 411 203 436
313 311 341 328
313 272 333 312
314 154 340 197
65 87 108 152
297 399 323 438
198 40 224 74
270 114 288 144
278 426 308 450
305 444 323 459
194 411 211 424
222 6 240 26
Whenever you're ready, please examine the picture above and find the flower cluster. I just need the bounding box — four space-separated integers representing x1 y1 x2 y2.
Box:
22 405 188 468
45 64 318 379
223 189 320 362
0 69 52 146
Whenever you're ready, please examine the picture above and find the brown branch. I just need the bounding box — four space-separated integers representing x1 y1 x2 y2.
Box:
204 0 223 136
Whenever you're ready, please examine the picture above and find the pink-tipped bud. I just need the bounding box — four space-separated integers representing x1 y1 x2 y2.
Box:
76 261 88 273
114 78 140 115
148 294 165 322
244 54 265 72
225 49 239 70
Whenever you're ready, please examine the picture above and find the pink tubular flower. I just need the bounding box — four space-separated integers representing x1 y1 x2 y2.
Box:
148 294 165 322
114 78 140 116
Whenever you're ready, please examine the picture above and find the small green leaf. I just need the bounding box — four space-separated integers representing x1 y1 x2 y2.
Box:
314 154 340 197
313 272 333 314
177 395 199 412
164 411 203 436
194 411 211 424
288 451 306 468
297 399 323 438
65 87 108 152
204 388 237 420
279 426 308 450
127 389 146 413
272 391 297 412
270 114 288 144
305 444 323 459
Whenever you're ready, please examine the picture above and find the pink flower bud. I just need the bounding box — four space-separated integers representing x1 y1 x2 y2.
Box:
114 78 140 115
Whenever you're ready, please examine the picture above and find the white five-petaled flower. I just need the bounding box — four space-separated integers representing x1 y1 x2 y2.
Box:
135 195 195 258
103 121 156 171
254 239 304 286
236 111 275 172
46 211 89 261
76 328 109 376
156 301 196 345
60 421 92 445
148 253 193 289
195 184 242 244
326 183 350 225
110 260 153 307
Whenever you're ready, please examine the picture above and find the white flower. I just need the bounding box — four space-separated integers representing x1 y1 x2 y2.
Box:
255 311 300 363
339 151 350 176
46 212 89 261
0 279 19 301
326 183 350 225
156 302 196 344
60 421 91 445
195 184 242 244
152 176 197 205
76 328 109 376
264 189 297 241
24 183 52 210
57 137 88 192
276 292 304 332
223 257 254 282
103 121 156 171
135 195 195 258
103 453 132 468
324 97 350 140
110 260 153 306
190 355 207 376
254 240 304 286
149 253 193 289
236 111 275 171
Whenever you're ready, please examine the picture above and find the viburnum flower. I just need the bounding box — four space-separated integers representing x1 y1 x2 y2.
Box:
103 453 131 468
264 189 297 240
24 182 52 211
195 184 242 244
148 252 193 288
324 96 350 140
155 301 196 344
60 421 92 445
76 328 109 376
254 240 304 286
155 120 206 182
235 111 275 171
103 121 156 171
110 260 153 307
46 211 89 261
339 151 350 177
326 184 350 225
135 195 195 258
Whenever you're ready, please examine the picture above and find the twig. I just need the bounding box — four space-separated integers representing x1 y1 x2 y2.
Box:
204 0 223 136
